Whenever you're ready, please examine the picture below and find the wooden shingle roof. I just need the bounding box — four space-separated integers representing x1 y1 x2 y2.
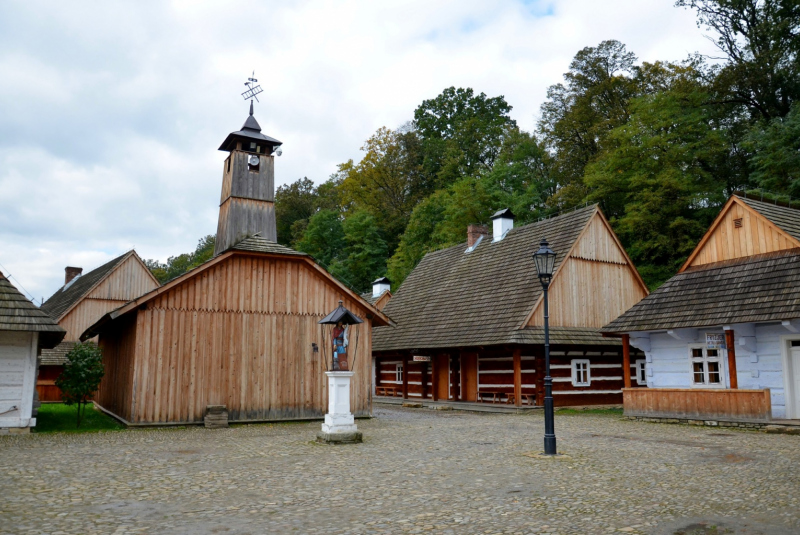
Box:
229 235 308 256
0 272 65 348
602 249 800 333
373 205 600 352
41 252 131 320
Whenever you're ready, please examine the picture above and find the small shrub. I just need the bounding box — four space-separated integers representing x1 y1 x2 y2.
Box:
55 342 105 428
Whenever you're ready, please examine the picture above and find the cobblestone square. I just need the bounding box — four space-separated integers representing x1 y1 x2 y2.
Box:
1 406 798 534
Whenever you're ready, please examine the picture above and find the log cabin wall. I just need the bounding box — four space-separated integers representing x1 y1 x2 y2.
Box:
375 345 644 405
100 254 374 424
527 213 649 329
684 198 800 269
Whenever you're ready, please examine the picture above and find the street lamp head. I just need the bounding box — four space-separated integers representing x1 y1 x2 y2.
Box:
533 237 556 286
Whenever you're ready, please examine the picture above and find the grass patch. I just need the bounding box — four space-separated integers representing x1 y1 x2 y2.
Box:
556 407 624 416
35 403 125 434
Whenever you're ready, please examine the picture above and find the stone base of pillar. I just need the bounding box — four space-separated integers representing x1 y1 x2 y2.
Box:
316 430 363 444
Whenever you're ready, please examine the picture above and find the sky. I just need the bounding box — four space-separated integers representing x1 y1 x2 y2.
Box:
0 0 719 303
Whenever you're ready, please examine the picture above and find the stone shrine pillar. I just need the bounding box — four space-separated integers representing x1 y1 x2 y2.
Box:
317 371 362 444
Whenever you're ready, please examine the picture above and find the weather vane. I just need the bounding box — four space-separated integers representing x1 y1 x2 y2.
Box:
241 71 263 102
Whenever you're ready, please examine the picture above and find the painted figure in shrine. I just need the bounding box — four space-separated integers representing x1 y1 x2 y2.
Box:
332 321 349 371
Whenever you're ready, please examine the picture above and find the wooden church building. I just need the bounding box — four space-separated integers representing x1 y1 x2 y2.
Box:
603 195 800 422
38 251 159 401
83 104 390 425
372 205 649 406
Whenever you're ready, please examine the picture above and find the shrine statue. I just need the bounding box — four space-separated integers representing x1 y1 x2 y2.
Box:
332 321 349 371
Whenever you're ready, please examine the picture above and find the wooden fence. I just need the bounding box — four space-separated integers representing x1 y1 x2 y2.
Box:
623 388 772 422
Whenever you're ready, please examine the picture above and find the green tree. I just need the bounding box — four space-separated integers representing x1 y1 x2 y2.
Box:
677 0 800 121
339 126 425 253
414 87 516 187
295 209 345 267
329 211 389 292
275 177 319 246
585 63 730 288
747 102 800 195
144 235 216 284
538 40 640 205
55 342 105 428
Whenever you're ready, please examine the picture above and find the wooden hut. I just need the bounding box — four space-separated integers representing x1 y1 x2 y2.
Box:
82 106 390 425
373 205 650 406
0 272 65 433
602 195 800 422
38 251 159 401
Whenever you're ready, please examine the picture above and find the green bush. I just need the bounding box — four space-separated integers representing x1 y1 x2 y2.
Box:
55 342 105 428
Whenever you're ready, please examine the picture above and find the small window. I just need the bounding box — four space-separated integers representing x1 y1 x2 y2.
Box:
395 363 403 383
635 359 647 385
734 218 743 228
571 359 591 387
689 345 723 386
226 156 231 173
250 142 256 150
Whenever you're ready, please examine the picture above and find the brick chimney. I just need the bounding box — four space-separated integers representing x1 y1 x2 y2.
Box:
467 224 489 248
65 266 82 285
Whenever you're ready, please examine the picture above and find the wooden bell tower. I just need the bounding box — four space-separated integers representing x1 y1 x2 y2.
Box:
214 100 283 255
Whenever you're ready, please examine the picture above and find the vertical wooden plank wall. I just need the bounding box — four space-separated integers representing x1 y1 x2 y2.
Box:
122 255 374 424
96 313 139 421
527 213 648 329
687 200 799 268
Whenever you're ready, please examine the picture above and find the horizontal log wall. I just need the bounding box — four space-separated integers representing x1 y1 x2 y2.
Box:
623 387 772 422
35 365 63 402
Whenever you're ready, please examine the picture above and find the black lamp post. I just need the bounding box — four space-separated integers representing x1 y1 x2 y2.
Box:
533 237 557 455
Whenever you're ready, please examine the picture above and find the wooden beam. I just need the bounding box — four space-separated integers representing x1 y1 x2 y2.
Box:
725 329 738 389
513 348 522 407
622 334 632 389
402 354 409 399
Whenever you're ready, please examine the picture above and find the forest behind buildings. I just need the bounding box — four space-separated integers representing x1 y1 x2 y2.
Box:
146 1 800 293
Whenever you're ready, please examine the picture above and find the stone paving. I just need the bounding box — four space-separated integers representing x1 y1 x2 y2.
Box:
1 406 799 534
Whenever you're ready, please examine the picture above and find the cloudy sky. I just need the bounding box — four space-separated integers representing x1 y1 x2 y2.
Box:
0 0 718 303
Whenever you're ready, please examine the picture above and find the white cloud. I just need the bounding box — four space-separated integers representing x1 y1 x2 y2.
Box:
0 0 717 301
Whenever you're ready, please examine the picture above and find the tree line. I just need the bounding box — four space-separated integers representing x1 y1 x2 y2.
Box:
150 0 800 292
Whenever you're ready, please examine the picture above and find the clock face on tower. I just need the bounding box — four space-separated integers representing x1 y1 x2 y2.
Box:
248 155 260 166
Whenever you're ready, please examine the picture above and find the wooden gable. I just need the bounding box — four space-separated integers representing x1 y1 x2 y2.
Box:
59 253 159 341
681 197 800 271
525 210 649 329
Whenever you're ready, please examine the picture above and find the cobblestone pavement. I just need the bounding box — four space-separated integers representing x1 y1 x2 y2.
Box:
1 406 799 535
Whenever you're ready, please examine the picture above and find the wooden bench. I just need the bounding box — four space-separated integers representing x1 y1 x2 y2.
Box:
477 390 509 404
497 392 537 406
376 386 401 397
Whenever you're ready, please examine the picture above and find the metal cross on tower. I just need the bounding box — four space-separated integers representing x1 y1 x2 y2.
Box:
241 71 263 102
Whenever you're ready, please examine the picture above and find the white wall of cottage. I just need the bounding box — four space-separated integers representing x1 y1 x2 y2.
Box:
0 331 38 429
641 323 796 419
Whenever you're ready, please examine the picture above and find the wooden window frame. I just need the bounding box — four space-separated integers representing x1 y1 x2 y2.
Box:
688 344 725 388
571 359 591 387
395 363 403 383
635 359 647 386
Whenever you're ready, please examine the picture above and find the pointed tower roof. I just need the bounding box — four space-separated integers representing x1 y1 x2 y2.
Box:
218 102 282 152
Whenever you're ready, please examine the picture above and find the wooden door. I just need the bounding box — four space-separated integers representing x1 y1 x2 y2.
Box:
435 354 449 400
791 347 800 419
461 353 478 402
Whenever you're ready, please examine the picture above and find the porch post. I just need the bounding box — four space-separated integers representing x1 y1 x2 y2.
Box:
513 348 522 407
724 329 738 389
402 354 409 399
455 353 462 401
622 334 632 389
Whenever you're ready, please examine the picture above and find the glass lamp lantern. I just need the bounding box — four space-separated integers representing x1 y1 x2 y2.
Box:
533 238 556 286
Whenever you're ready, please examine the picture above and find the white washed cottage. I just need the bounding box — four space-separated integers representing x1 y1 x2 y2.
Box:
602 195 800 422
0 272 65 433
